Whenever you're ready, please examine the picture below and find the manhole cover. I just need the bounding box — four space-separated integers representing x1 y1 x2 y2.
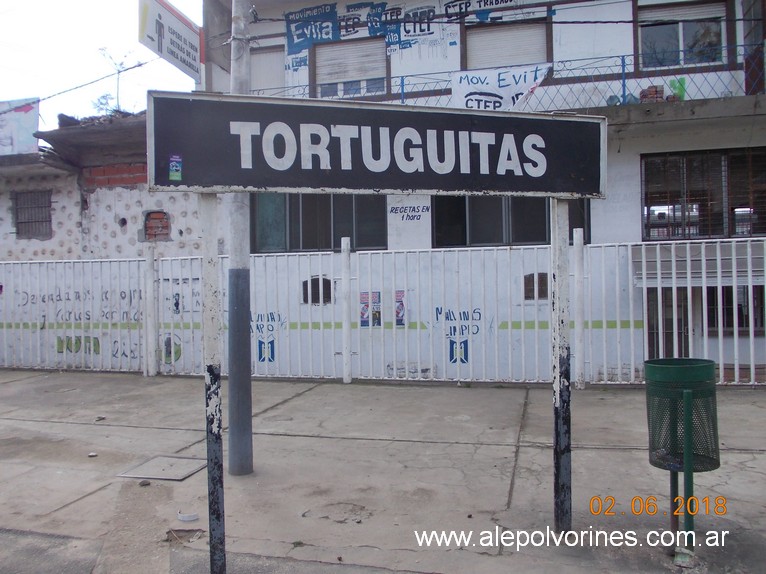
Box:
118 456 206 481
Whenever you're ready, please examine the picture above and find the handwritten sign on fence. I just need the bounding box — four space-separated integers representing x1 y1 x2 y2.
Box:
450 63 551 111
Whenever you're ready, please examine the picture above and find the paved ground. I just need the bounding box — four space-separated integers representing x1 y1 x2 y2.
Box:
0 369 763 573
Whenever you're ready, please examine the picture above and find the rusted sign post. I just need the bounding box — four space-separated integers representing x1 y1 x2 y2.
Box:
198 192 226 573
147 92 605 538
551 198 572 531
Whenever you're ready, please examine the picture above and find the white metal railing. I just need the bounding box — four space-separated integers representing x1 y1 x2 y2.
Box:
1 239 764 383
0 258 145 372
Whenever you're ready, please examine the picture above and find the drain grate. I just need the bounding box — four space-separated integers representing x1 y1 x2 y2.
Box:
118 456 207 481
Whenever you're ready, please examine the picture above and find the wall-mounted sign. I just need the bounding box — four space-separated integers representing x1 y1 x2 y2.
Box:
139 0 203 82
148 91 606 198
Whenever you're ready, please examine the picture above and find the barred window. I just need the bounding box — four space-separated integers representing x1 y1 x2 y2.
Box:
11 190 52 240
707 286 765 335
642 148 766 240
432 196 589 247
251 192 387 252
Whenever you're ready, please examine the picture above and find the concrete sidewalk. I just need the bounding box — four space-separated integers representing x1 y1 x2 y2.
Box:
0 369 763 573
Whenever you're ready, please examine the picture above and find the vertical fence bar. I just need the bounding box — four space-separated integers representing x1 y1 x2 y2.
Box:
600 246 608 379
732 243 740 381
746 241 755 383
715 242 725 382
685 243 694 359
656 243 665 358
640 245 649 368
342 238 351 383
670 243 678 357
573 230 584 387
620 55 627 105
615 246 623 382
626 245 636 382
701 243 710 361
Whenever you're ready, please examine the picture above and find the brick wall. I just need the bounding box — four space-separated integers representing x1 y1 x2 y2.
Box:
82 163 147 190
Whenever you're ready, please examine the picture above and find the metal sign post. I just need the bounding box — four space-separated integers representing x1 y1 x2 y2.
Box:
551 198 572 532
199 192 226 573
147 92 606 543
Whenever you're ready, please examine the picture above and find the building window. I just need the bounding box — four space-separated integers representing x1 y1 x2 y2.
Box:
303 276 333 305
144 210 171 241
250 45 286 94
432 196 589 248
642 148 766 240
524 272 549 300
465 22 547 69
11 190 52 240
707 286 765 335
251 192 387 252
638 4 725 69
314 38 387 99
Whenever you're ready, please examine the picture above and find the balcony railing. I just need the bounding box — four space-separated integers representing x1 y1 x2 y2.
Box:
254 44 765 112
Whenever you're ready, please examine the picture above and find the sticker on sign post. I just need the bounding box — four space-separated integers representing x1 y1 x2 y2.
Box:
169 155 183 181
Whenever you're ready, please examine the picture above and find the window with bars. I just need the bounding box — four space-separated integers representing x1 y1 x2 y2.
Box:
11 190 52 240
638 3 725 69
431 196 589 248
251 192 387 252
707 285 765 335
642 148 766 240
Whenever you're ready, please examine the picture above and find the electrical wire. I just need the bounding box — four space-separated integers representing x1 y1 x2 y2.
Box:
0 58 160 118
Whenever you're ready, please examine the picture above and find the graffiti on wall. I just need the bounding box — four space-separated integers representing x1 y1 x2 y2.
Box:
254 311 287 363
434 306 486 364
285 1 451 57
56 336 101 354
9 285 143 363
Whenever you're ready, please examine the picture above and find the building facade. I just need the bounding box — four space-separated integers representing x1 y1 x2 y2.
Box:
1 0 765 382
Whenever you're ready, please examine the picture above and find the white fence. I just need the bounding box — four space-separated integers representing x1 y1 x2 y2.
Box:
2 239 765 384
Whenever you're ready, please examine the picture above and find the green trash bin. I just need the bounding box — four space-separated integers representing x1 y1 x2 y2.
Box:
645 358 720 473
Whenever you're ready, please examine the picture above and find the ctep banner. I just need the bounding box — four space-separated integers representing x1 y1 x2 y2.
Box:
148 91 606 198
138 0 203 82
450 64 552 111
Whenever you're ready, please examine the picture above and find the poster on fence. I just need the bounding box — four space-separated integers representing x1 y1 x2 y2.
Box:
450 63 551 111
360 291 381 327
395 290 405 327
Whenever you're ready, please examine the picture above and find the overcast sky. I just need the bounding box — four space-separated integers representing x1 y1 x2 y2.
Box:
0 0 202 131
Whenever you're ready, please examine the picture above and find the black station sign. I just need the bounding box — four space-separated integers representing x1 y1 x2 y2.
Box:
148 91 606 197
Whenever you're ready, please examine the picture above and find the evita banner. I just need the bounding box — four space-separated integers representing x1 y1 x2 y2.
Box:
450 64 552 111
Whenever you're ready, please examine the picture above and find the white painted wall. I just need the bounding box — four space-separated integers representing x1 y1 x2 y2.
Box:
552 1 634 63
1 177 226 261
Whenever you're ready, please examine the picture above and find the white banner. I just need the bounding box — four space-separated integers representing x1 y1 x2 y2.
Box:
450 64 551 111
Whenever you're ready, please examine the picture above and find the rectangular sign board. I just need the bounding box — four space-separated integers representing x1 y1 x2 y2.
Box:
139 0 202 82
148 91 606 198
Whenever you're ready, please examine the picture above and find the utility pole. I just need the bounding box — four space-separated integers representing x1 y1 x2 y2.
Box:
227 0 254 476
